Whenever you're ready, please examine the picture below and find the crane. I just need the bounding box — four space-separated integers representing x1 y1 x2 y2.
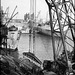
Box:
45 0 75 75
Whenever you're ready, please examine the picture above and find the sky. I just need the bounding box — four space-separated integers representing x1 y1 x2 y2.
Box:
1 0 49 21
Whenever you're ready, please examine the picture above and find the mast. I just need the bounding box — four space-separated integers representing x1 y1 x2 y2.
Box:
29 0 33 52
33 0 36 54
30 0 36 54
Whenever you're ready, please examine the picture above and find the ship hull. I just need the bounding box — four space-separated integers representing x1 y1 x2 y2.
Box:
36 26 60 38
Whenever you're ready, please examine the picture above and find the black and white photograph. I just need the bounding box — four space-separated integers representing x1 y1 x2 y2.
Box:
0 0 75 75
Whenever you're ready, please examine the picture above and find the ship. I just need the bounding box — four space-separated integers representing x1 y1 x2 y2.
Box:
35 24 61 38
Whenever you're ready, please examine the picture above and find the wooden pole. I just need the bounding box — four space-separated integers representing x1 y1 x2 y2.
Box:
29 28 32 52
30 0 36 54
29 0 34 52
33 0 36 54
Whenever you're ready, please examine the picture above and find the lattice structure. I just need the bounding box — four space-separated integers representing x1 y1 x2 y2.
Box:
45 0 75 74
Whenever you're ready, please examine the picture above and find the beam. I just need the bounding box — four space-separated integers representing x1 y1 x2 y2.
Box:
45 0 56 61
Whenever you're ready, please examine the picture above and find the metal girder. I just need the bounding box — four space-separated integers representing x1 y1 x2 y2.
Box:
45 0 75 74
45 0 56 61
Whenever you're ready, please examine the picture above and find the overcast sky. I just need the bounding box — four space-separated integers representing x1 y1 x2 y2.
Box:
1 0 49 21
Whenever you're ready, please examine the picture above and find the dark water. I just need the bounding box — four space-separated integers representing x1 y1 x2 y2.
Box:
17 33 61 62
